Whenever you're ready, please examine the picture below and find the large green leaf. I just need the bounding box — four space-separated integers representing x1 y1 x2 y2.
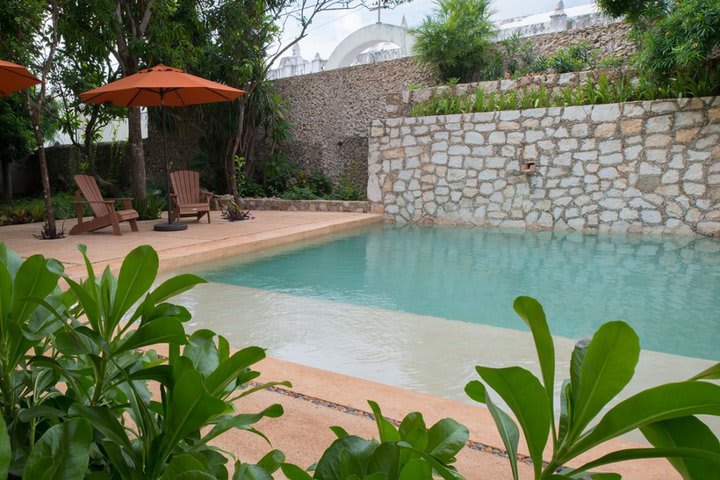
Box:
314 436 377 480
571 447 720 475
557 380 573 446
280 463 314 480
640 416 720 479
367 443 400 479
205 346 266 396
12 255 62 325
475 366 550 478
22 418 92 480
0 415 9 480
569 381 720 458
690 363 720 381
69 404 136 457
183 330 220 377
112 245 158 324
368 400 400 443
426 418 468 464
148 274 207 305
398 457 432 480
513 297 555 409
466 380 519 480
160 454 206 480
257 449 285 474
159 366 228 460
232 463 273 480
0 262 12 329
570 321 640 438
0 243 22 276
202 404 283 445
117 317 187 353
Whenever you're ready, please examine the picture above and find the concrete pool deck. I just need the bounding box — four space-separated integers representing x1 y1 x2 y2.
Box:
0 211 680 479
0 210 383 279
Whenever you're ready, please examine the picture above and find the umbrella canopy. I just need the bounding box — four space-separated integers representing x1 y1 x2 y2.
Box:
0 60 41 97
80 64 246 106
80 64 246 232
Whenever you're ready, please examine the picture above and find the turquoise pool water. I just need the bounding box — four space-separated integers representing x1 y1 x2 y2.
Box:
200 225 720 361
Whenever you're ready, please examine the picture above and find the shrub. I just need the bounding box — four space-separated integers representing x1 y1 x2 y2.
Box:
281 401 469 480
281 186 322 200
467 296 720 480
411 0 496 82
410 68 720 117
132 192 166 220
329 181 365 201
598 0 720 74
0 244 282 478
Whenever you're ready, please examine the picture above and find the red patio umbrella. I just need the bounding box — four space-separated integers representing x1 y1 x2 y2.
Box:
80 64 246 231
0 60 41 97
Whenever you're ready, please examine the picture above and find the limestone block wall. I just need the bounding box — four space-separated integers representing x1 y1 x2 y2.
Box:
368 97 720 236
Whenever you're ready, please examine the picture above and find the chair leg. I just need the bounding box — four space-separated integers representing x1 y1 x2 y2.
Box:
129 219 139 232
207 210 211 224
110 214 121 236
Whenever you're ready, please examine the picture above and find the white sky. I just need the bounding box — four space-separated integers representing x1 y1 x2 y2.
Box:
276 0 595 61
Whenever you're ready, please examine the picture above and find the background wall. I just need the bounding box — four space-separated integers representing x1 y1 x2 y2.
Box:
274 22 634 191
368 97 720 237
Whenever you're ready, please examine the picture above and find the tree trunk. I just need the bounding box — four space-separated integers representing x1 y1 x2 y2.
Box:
1 159 11 204
33 128 57 237
127 106 146 199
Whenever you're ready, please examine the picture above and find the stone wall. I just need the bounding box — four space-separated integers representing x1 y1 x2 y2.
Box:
273 57 436 193
239 197 369 213
368 97 720 237
275 22 633 189
531 21 633 59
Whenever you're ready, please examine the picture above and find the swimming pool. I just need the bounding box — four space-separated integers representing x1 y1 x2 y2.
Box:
174 224 719 428
194 224 720 361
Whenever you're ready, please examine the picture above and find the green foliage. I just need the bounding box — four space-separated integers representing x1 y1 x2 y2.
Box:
328 181 365 201
0 243 285 478
0 97 34 167
597 0 720 74
410 69 720 117
282 400 468 480
411 0 497 82
132 193 166 221
259 154 300 197
467 296 720 480
0 194 92 226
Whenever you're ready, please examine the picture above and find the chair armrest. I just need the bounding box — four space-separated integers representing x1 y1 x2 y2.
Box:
104 197 134 202
75 200 116 205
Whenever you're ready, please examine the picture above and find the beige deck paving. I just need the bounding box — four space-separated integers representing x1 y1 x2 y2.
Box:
1 211 680 479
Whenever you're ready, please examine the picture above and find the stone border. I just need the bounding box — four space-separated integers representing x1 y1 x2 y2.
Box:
239 197 370 213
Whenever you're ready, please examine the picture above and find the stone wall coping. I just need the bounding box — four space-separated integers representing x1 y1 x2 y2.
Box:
372 95 719 132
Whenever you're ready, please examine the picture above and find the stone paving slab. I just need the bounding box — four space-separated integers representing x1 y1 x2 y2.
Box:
0 210 383 279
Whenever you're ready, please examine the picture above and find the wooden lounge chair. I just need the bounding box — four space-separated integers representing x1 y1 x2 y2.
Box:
169 170 213 223
69 174 139 236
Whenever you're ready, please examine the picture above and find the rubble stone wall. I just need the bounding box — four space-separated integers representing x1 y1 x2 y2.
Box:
368 97 720 237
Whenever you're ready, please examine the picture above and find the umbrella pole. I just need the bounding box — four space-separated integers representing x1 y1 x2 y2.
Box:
154 95 187 231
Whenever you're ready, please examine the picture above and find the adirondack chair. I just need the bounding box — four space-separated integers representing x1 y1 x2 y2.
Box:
69 175 139 236
169 170 213 223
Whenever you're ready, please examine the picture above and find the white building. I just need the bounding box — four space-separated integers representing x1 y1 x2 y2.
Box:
268 2 611 80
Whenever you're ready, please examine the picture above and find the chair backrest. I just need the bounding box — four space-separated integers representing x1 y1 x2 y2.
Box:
74 174 109 217
170 170 201 205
